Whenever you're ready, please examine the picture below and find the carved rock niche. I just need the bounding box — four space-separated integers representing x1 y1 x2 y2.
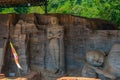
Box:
0 13 118 80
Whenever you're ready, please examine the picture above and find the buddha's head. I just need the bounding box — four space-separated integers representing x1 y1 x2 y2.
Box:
49 17 58 25
86 50 105 66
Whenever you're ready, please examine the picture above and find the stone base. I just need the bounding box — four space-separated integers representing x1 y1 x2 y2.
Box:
0 72 40 80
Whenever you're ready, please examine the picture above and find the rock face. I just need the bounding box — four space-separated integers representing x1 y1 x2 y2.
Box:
0 48 4 73
0 13 118 80
104 44 120 77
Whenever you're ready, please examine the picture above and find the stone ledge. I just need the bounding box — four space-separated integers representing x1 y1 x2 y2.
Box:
0 72 40 80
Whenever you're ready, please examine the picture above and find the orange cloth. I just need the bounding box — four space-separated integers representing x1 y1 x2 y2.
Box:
57 77 101 80
10 42 22 69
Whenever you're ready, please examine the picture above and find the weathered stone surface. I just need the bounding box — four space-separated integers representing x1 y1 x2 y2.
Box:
104 44 120 78
30 31 45 71
0 14 119 80
0 71 40 80
36 14 116 30
0 48 4 73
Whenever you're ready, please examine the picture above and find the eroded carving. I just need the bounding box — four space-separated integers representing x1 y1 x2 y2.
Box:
46 17 65 75
82 50 105 77
82 50 116 80
13 20 29 76
0 14 118 80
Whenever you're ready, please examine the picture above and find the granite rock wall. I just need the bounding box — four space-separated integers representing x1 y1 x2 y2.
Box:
0 13 118 80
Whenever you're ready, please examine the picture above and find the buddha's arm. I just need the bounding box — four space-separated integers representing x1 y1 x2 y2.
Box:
89 65 116 80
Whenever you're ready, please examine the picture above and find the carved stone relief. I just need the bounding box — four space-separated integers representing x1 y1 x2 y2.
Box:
12 20 29 76
0 14 119 80
104 44 120 79
45 17 65 75
81 50 112 80
82 44 120 80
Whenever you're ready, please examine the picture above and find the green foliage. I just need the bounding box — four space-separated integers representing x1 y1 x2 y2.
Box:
29 6 44 14
48 0 120 26
0 7 4 12
1 8 14 13
14 7 29 14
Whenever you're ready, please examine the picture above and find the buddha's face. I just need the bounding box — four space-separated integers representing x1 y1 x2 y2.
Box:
50 17 58 25
86 51 105 66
